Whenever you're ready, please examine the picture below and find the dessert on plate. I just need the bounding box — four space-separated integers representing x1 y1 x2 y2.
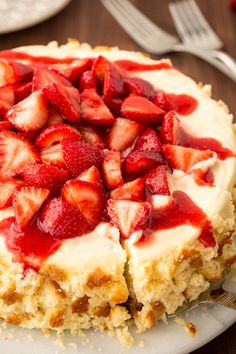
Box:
0 40 235 342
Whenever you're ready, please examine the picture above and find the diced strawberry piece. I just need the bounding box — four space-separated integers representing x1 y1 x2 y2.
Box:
123 150 164 177
0 59 33 86
0 178 24 209
159 111 180 145
39 197 91 239
121 95 165 124
61 179 105 226
153 90 172 112
0 131 39 178
103 95 124 117
13 81 33 103
62 138 102 177
13 186 50 228
21 163 69 196
107 199 151 239
78 125 105 149
103 63 125 98
144 165 170 195
92 55 110 83
60 59 93 84
7 91 49 132
107 117 144 152
0 85 14 116
36 123 81 149
42 83 80 122
0 121 12 131
78 166 103 187
110 178 145 201
163 144 214 172
124 77 154 99
134 128 163 153
80 88 115 126
79 70 96 91
40 143 65 168
101 150 123 189
47 110 63 126
32 68 72 91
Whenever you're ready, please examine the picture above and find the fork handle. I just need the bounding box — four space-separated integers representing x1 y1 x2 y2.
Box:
173 44 236 81
209 50 236 81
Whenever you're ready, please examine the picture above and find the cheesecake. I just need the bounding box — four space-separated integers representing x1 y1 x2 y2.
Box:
0 40 235 340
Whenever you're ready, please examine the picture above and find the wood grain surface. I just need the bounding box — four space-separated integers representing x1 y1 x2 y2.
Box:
0 0 235 353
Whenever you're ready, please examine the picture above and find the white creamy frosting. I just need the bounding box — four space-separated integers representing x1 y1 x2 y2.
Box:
0 43 234 264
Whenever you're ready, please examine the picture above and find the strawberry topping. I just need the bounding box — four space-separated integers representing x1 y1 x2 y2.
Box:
36 123 81 148
101 150 123 189
110 178 145 201
144 165 170 195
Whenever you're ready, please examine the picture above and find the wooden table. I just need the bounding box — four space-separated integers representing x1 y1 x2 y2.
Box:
0 0 235 353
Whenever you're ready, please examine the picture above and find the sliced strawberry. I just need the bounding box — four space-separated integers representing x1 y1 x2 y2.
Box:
92 55 110 83
78 166 103 187
0 178 24 209
0 59 33 86
79 70 96 91
80 88 115 126
21 163 69 196
121 95 165 124
32 68 72 91
62 138 102 177
163 144 214 172
40 143 65 168
13 81 32 103
159 111 180 145
36 123 81 149
124 77 154 99
123 150 164 177
78 125 105 149
39 197 91 239
0 131 39 178
153 90 172 112
110 178 145 201
134 128 163 153
144 165 170 195
0 85 14 116
47 110 63 126
42 83 80 122
7 91 49 132
107 117 144 152
0 121 12 131
103 95 124 117
60 59 93 84
61 179 105 226
13 186 50 228
101 150 123 189
103 63 125 98
107 199 151 239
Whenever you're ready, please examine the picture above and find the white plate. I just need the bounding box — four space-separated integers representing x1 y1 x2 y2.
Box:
0 0 71 34
0 305 235 354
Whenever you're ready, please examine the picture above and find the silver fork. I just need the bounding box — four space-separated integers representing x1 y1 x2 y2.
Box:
100 0 236 81
169 0 236 80
168 288 236 319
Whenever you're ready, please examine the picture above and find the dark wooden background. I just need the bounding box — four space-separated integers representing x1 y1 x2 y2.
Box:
0 0 235 353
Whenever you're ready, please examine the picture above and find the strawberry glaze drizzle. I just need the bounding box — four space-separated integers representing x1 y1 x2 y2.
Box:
0 217 61 271
177 125 234 160
164 93 198 116
115 60 172 71
0 50 79 64
140 191 216 248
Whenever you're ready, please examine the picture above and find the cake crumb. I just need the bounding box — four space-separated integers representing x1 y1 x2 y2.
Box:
53 335 65 348
116 327 134 347
184 322 197 337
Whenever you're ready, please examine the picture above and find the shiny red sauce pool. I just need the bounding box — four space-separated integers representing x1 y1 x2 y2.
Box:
0 217 61 271
139 191 216 248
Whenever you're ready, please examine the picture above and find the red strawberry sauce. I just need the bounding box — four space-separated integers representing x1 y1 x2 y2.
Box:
139 191 216 248
0 217 61 271
163 93 198 116
115 60 172 71
177 125 234 160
